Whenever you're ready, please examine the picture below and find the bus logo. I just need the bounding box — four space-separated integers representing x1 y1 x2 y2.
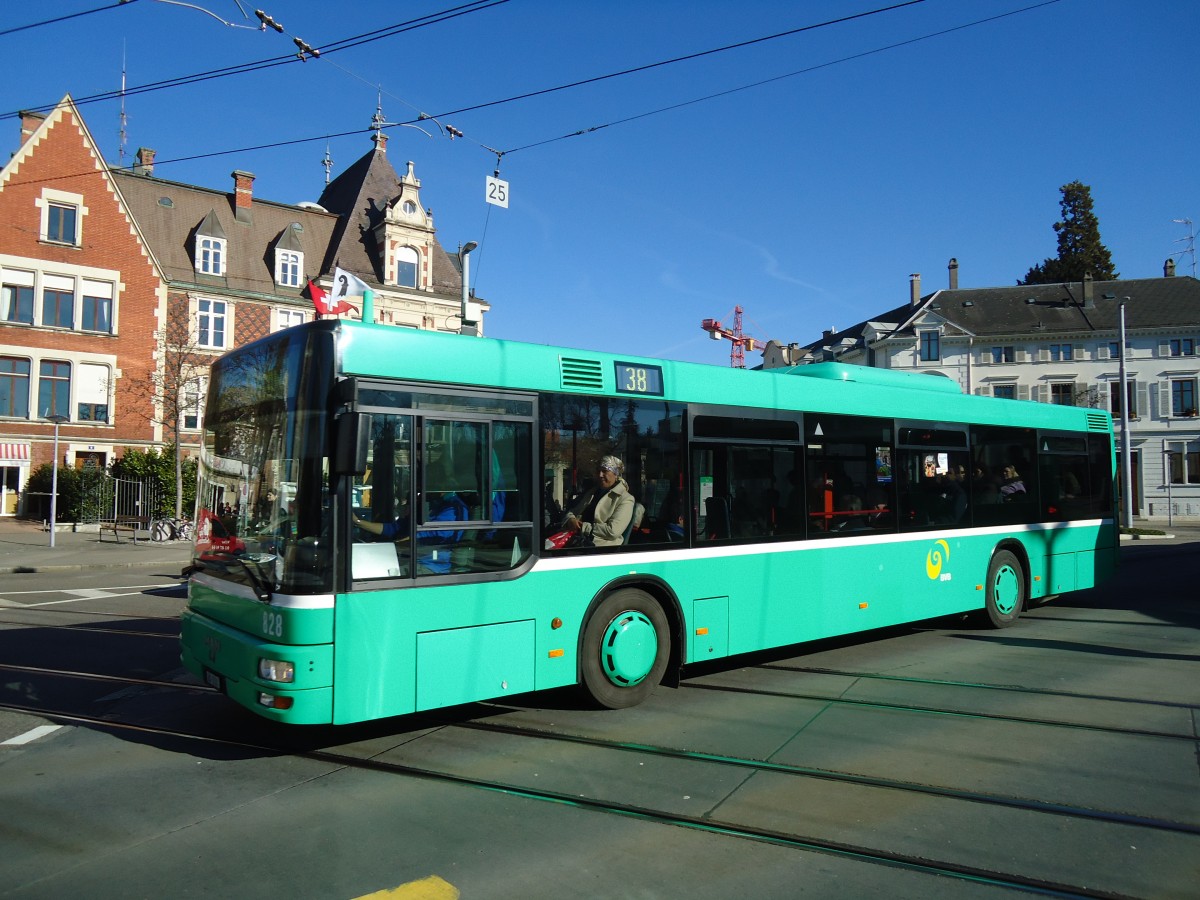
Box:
926 539 952 581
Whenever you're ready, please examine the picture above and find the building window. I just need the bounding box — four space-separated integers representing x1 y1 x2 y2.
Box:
76 363 109 423
1049 343 1073 362
41 274 75 328
991 346 1014 364
1171 378 1197 417
276 308 306 331
38 360 71 419
396 246 419 288
45 202 79 244
197 237 226 276
992 384 1016 400
1 281 34 324
182 375 208 430
1169 338 1195 357
1166 442 1200 485
0 357 30 418
81 280 114 333
1050 383 1075 405
1110 380 1136 417
276 250 302 287
918 331 940 362
197 298 227 349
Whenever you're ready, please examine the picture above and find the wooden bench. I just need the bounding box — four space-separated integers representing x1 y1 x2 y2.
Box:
100 517 149 543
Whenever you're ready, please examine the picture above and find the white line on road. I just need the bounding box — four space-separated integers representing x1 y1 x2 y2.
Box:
2 724 63 746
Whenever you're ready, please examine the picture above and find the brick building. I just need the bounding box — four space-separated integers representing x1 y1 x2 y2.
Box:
0 95 483 517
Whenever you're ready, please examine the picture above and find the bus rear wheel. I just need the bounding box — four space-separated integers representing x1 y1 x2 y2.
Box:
581 588 670 709
984 549 1025 628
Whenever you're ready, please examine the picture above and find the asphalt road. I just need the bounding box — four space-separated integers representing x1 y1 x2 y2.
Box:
0 542 1197 899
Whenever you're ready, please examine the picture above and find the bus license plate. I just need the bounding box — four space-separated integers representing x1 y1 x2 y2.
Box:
204 669 224 692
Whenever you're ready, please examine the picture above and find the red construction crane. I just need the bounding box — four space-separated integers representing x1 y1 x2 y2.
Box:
700 305 763 368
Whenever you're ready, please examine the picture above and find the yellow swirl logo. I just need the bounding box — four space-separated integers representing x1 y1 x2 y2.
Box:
926 539 951 580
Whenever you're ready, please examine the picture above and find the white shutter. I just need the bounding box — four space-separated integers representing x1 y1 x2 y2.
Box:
43 273 74 292
1037 347 1050 363
1097 344 1109 360
1135 381 1148 419
1018 384 1031 402
1159 382 1171 417
1016 349 1029 363
1073 344 1085 360
976 348 989 366
973 387 987 396
1158 341 1170 357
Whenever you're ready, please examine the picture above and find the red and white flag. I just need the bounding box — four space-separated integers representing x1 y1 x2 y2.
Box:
307 277 359 318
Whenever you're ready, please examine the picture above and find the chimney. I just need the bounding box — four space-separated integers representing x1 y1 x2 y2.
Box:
1165 258 1176 277
948 258 959 290
1082 271 1094 308
134 147 156 176
822 327 836 341
232 170 254 223
909 273 922 306
18 110 46 147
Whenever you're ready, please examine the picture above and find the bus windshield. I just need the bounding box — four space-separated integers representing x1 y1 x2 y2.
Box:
192 324 336 595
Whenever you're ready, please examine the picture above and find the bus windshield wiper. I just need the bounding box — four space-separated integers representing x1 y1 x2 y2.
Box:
207 551 275 601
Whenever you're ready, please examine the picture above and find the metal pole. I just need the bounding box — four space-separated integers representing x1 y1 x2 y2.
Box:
1117 298 1134 528
1163 439 1173 528
48 418 62 547
458 241 478 334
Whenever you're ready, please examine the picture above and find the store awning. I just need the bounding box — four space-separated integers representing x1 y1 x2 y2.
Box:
0 442 30 463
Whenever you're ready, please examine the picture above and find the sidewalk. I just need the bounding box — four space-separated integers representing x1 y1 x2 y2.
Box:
0 518 191 577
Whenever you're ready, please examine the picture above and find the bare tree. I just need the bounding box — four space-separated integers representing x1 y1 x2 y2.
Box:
120 297 213 520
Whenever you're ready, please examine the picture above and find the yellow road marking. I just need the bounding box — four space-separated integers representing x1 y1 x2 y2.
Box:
353 875 459 899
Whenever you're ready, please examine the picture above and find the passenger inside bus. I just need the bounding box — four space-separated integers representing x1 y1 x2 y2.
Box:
563 455 636 547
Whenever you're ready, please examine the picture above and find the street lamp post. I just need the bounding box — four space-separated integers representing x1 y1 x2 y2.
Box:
1117 297 1134 529
44 413 69 548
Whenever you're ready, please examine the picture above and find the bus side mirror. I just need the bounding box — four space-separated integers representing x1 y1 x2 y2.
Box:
333 412 371 476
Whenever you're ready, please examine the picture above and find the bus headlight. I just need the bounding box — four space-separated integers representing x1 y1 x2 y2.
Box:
259 658 295 683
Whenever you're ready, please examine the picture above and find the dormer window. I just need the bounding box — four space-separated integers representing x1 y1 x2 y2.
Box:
918 330 940 362
198 237 225 275
194 210 227 276
396 246 419 288
276 250 302 287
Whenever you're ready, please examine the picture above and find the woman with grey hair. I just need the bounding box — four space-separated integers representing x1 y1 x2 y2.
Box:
565 455 635 547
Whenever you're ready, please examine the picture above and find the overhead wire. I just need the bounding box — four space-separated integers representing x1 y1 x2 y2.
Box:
4 1 1062 201
1 0 509 121
0 0 135 40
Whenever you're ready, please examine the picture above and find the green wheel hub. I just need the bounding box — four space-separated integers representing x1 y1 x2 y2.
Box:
991 564 1021 616
600 610 659 687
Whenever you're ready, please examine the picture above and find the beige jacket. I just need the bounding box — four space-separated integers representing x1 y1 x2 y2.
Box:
579 480 635 547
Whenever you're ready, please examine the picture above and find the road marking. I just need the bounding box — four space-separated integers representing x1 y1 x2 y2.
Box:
2 724 63 746
353 875 459 899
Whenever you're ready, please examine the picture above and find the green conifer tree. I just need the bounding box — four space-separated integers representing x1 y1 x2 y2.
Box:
1020 181 1118 284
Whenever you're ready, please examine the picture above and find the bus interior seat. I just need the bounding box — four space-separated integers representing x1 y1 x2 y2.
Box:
705 496 731 540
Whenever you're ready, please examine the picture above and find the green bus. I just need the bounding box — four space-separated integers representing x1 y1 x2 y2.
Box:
180 320 1118 724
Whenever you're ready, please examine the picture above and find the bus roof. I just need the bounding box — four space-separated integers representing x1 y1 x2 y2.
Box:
320 320 1109 434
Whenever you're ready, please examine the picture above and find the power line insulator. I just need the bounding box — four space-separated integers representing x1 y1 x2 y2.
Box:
255 9 284 32
446 125 463 139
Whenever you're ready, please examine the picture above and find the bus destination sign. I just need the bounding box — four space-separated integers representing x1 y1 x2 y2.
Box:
614 362 664 396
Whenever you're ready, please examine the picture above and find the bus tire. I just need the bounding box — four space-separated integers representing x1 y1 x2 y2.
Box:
581 588 670 709
984 549 1025 628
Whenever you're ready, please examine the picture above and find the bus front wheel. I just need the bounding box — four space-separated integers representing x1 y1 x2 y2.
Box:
984 549 1025 628
581 588 670 709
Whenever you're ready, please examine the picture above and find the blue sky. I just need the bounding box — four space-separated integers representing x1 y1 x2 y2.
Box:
4 0 1198 364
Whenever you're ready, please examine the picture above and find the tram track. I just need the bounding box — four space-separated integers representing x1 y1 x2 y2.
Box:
682 679 1199 742
0 697 1165 900
0 617 179 639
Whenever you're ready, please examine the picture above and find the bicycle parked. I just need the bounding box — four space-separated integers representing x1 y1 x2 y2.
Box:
150 517 193 543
